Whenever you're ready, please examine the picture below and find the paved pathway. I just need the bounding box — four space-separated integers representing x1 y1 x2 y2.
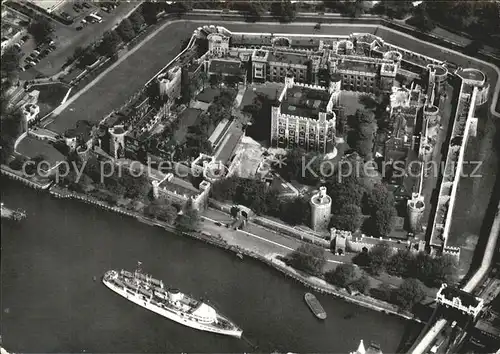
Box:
201 208 347 271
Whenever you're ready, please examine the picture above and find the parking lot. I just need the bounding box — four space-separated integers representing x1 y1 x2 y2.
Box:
17 0 140 79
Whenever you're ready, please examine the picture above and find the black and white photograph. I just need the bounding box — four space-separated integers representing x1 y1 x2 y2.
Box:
1 0 500 353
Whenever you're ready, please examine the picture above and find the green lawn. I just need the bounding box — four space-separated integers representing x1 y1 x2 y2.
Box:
173 108 202 143
31 82 71 118
46 21 200 134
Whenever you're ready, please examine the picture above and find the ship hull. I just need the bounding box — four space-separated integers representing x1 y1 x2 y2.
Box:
103 277 242 338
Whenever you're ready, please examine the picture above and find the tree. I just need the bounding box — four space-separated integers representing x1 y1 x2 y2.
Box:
28 16 53 45
371 283 394 302
282 148 324 185
270 0 296 23
388 249 416 277
367 242 393 275
329 204 362 232
325 263 358 288
211 176 239 201
279 196 311 226
348 110 377 160
430 255 457 286
342 0 365 17
370 207 397 237
120 170 151 199
371 0 413 20
464 40 483 56
286 243 326 276
97 30 122 57
1 47 22 80
394 278 425 310
145 200 178 224
364 183 397 237
351 273 370 294
141 1 160 25
116 18 136 42
129 10 146 32
176 208 200 231
240 3 262 22
325 176 366 212
406 3 436 32
0 108 23 163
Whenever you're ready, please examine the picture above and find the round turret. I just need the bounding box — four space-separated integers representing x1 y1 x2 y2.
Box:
407 193 425 233
310 186 332 232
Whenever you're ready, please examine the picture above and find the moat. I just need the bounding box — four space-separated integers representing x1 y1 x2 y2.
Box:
0 179 421 353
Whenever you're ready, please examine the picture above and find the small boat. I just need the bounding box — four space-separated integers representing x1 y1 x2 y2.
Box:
236 252 243 260
304 293 327 320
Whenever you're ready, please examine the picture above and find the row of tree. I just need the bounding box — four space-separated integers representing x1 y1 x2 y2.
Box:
354 242 457 287
286 244 427 310
70 9 146 69
210 176 312 226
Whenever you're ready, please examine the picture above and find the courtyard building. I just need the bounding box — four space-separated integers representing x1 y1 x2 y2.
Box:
270 76 337 153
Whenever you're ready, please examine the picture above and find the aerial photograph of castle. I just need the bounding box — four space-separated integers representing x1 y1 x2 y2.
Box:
1 1 499 353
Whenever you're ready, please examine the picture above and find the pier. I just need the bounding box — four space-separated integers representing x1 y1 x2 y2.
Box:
1 203 26 221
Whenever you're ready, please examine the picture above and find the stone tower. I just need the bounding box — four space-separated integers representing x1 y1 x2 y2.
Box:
407 193 425 233
310 186 332 232
108 125 127 159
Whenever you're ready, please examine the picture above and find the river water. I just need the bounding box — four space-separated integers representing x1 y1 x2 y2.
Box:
1 179 416 353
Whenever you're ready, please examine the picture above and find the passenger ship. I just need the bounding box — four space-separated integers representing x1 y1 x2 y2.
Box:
102 264 242 338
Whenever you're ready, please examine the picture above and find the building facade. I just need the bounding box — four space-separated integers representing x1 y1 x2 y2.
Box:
270 76 337 153
152 173 211 211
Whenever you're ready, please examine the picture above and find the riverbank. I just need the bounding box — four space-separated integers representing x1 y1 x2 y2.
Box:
48 184 422 323
0 165 52 190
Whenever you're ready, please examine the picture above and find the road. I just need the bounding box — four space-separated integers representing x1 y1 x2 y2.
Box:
201 208 346 271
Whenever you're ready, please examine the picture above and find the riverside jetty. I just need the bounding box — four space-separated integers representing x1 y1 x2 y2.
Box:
1 203 26 221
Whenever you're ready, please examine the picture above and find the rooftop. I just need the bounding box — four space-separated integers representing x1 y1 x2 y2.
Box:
287 37 320 48
158 175 199 198
428 64 447 76
456 68 485 83
311 194 331 205
231 34 272 47
440 286 480 309
268 51 310 66
336 60 379 74
208 59 245 76
280 86 331 119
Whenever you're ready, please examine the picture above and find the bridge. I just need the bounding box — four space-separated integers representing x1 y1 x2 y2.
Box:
408 200 500 353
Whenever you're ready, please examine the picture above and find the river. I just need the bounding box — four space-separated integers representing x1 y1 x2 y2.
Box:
1 178 418 353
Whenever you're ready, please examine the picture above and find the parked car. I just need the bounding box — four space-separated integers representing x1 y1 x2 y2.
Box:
73 6 80 12
24 64 32 70
82 2 91 9
75 3 83 9
76 26 83 31
21 35 29 41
